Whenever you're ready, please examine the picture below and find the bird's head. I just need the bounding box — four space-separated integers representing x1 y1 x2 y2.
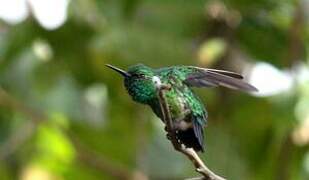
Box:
106 64 161 104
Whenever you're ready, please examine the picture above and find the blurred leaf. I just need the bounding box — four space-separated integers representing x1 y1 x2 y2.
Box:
21 164 59 180
197 38 227 65
32 121 75 175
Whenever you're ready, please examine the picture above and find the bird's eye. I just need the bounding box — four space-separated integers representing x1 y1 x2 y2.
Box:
138 74 146 78
132 74 145 78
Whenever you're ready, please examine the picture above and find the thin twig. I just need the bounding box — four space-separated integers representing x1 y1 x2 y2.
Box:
0 88 43 160
157 84 226 180
0 120 36 160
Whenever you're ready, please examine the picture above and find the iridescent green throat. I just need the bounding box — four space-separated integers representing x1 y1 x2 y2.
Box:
124 64 157 104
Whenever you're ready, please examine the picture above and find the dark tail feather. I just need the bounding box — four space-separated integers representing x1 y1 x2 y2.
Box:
177 128 204 152
192 119 204 151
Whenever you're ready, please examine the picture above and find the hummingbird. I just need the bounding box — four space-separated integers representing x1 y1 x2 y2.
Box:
106 64 257 152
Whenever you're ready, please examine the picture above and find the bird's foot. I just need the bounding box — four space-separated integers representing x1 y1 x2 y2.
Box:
160 84 171 91
166 133 171 140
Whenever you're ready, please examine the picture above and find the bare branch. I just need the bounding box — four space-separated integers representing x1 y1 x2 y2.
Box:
0 88 43 160
157 84 226 180
0 120 36 160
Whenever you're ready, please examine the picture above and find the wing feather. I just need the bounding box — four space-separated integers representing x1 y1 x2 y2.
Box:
198 68 243 79
183 66 257 92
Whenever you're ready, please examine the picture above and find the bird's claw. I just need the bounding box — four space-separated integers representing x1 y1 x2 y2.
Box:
164 126 172 139
166 133 171 140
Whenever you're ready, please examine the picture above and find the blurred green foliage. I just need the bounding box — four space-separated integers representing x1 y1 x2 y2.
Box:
0 0 308 180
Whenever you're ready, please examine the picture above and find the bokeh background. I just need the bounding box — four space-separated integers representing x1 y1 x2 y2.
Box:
0 0 309 179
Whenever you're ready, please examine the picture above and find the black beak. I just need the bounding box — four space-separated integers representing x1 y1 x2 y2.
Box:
105 64 131 78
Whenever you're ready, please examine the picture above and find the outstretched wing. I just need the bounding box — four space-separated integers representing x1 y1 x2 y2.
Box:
176 66 257 92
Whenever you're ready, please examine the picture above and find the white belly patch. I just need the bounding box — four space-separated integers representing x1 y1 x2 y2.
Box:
174 121 192 131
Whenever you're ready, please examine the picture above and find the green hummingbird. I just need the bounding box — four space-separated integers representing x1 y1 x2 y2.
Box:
106 64 257 152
